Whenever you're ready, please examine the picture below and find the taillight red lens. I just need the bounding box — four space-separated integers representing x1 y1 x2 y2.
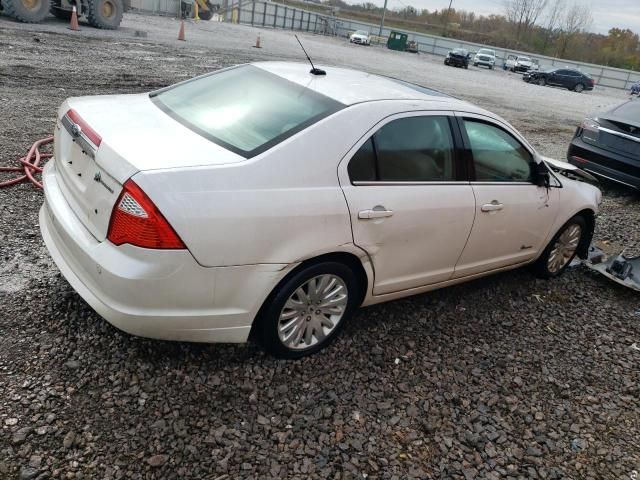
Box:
107 180 186 249
66 109 102 147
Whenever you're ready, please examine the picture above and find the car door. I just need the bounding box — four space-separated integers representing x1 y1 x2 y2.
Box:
452 114 560 278
338 112 476 295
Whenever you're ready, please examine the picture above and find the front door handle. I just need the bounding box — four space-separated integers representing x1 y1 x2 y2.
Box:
358 207 394 219
481 201 504 212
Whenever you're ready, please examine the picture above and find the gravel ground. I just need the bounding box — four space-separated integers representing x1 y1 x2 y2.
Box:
1 13 639 480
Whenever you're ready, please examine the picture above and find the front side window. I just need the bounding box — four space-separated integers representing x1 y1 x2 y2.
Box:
463 120 533 182
348 116 455 182
151 65 344 157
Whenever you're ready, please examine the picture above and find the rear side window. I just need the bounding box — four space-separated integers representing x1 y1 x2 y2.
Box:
348 116 455 182
151 65 344 158
463 120 533 182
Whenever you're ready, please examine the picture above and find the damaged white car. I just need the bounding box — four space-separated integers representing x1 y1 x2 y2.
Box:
40 62 602 358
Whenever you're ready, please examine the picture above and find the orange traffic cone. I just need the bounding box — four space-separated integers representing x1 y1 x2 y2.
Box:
178 20 185 41
254 33 261 48
68 6 79 31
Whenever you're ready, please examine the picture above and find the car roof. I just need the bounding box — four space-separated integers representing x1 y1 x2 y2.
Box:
254 61 455 106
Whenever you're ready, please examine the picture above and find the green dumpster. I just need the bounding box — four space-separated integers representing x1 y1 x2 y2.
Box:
387 31 408 51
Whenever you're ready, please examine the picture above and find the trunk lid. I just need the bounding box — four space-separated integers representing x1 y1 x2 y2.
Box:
54 93 244 241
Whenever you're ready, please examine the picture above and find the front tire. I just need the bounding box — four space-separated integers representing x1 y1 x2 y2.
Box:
87 0 123 29
538 77 546 86
533 215 586 278
199 7 213 20
3 0 51 23
256 262 360 359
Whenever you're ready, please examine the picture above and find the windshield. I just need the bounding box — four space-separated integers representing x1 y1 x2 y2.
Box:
453 49 468 55
518 57 531 62
151 65 344 157
478 49 495 55
355 30 368 35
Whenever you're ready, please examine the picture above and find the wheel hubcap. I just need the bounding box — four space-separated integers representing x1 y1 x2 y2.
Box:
22 0 40 10
277 274 348 350
547 224 582 273
102 0 114 17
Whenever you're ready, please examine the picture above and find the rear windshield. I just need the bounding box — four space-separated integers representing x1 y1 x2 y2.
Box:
151 65 344 157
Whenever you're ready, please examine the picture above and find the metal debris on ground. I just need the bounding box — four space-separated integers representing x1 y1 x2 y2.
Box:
582 245 640 292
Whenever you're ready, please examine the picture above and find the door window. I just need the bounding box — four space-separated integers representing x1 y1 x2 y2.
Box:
463 120 533 182
348 116 455 182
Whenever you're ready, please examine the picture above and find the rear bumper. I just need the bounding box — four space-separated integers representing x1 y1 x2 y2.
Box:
568 137 640 189
40 160 291 343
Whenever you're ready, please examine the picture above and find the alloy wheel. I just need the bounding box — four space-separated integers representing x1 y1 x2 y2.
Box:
547 224 582 273
277 274 348 350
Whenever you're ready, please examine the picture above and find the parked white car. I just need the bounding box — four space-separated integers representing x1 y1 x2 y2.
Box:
473 48 496 69
505 54 534 72
40 62 601 358
349 30 370 45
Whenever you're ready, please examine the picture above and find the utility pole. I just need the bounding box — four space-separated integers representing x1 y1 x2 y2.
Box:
377 0 388 42
441 0 453 36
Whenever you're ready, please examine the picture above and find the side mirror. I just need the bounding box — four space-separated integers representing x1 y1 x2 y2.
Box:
532 161 550 187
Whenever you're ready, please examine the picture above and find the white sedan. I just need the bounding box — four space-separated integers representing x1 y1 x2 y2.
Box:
349 30 370 45
40 62 601 358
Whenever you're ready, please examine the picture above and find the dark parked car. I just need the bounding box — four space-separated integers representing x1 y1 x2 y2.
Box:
444 48 470 69
524 68 595 92
568 100 640 189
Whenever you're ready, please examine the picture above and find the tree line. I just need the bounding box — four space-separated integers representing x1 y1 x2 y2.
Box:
322 0 640 70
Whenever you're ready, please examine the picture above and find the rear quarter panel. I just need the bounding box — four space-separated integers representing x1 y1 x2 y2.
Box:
134 101 433 267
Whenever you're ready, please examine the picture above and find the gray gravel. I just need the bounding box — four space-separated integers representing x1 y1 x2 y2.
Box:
1 13 640 480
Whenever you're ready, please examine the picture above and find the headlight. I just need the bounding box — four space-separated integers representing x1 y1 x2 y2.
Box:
581 117 600 143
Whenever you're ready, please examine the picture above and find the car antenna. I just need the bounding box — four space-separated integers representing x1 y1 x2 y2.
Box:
295 35 326 76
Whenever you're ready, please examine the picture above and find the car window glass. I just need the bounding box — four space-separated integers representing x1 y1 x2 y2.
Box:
463 120 533 182
152 65 344 157
348 138 377 182
375 116 455 181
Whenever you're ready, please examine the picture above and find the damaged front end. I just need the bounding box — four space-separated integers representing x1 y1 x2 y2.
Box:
542 156 599 185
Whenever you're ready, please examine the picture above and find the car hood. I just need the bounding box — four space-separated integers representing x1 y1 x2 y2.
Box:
64 93 245 182
541 155 599 183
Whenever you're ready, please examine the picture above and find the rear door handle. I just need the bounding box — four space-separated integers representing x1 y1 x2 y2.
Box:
358 207 394 219
481 201 504 212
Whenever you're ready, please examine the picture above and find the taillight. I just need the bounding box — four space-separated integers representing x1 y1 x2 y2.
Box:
580 117 600 143
66 109 102 147
107 180 186 249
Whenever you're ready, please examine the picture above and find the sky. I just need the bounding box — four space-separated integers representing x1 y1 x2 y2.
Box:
357 0 640 35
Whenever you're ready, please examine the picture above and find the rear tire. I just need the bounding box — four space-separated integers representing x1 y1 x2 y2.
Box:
574 83 585 93
3 0 51 23
533 215 586 278
256 262 360 359
87 0 123 29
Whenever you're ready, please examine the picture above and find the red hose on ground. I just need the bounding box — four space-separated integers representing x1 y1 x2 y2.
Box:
0 136 54 189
